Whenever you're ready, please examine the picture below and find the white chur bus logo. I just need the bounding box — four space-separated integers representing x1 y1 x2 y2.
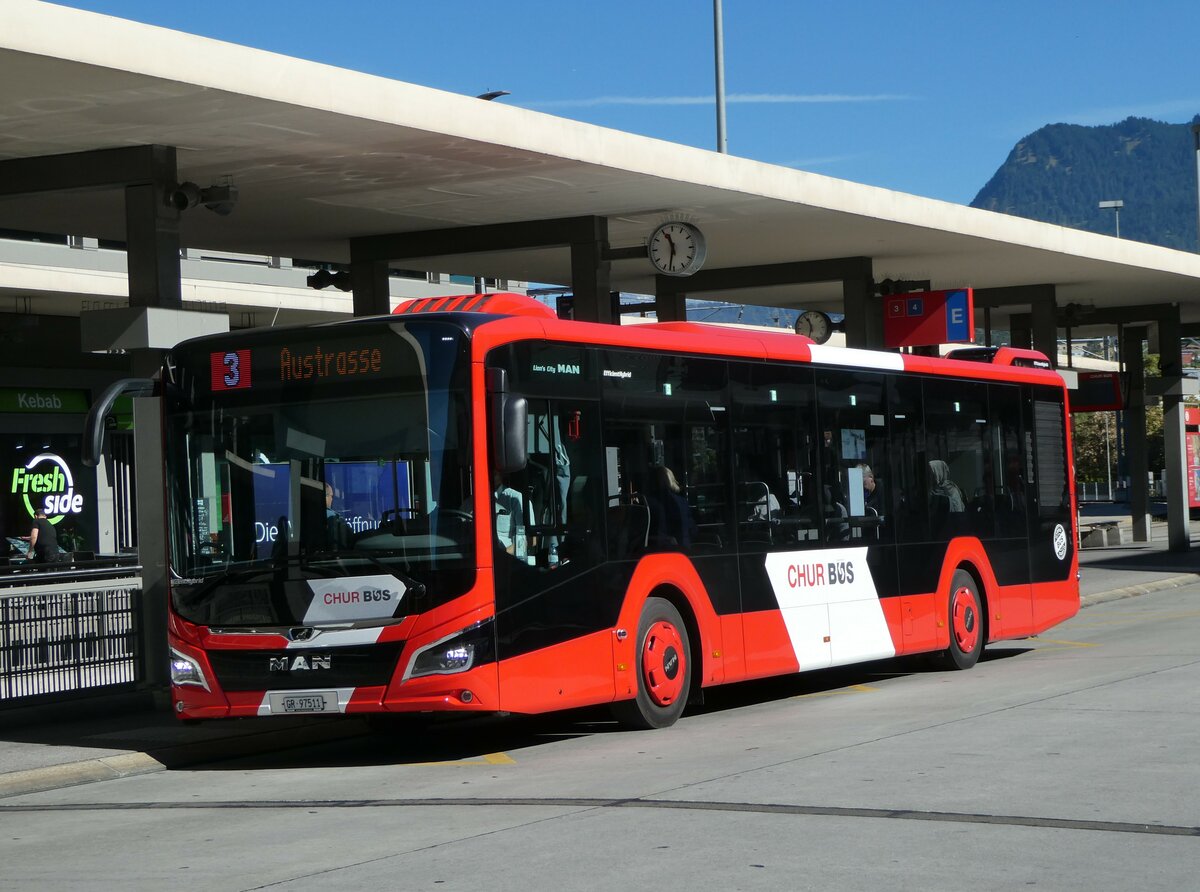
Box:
1053 524 1068 561
270 655 331 672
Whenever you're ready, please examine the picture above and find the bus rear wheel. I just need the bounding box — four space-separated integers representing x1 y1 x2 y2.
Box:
611 597 691 730
938 570 984 670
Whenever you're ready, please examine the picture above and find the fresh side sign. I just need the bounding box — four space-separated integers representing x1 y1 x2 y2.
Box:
10 452 85 523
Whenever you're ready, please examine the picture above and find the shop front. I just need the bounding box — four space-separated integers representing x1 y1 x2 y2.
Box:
1 386 113 567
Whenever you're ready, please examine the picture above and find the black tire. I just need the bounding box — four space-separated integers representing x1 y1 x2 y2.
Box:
938 569 984 670
611 597 692 729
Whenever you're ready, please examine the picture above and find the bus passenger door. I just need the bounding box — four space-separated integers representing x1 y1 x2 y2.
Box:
988 384 1033 636
493 397 614 713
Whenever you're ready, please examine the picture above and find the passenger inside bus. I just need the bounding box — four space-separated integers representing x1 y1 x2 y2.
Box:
645 465 696 549
928 459 966 537
493 470 528 559
324 483 353 549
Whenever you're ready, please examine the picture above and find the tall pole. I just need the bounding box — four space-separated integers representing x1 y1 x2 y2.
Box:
713 0 728 154
1191 124 1200 252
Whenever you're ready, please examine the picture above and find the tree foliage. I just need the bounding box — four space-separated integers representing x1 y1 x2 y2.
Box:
971 116 1200 250
1073 405 1165 483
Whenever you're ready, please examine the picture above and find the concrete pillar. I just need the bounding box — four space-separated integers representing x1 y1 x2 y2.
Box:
1009 314 1031 350
133 396 169 699
1122 326 1151 541
654 280 687 322
123 146 182 310
976 285 1056 361
1157 308 1190 551
841 261 878 349
351 256 390 317
1030 287 1058 362
570 236 613 324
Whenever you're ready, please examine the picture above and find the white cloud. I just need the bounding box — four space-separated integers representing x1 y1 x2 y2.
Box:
775 152 871 169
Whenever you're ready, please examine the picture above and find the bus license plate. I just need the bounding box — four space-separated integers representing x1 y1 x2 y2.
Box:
270 692 338 714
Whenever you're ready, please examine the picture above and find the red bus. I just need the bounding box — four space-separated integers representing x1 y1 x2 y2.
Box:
107 294 1078 728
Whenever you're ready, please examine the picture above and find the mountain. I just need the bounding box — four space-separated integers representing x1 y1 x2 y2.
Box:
970 116 1199 251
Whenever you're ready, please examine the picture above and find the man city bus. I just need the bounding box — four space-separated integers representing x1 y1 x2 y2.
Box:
86 294 1078 728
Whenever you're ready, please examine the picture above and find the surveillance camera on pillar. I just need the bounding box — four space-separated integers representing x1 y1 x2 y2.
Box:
167 181 239 215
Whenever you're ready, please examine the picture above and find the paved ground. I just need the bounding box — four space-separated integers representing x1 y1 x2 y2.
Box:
1 573 1198 890
1 505 1196 803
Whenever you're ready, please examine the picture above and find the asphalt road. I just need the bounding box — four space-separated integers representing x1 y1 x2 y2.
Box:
2 584 1199 891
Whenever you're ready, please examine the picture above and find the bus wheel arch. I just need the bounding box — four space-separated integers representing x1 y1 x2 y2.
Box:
649 584 704 706
937 565 987 670
611 592 694 729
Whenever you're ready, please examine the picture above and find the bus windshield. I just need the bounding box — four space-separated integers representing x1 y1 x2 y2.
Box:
162 320 475 627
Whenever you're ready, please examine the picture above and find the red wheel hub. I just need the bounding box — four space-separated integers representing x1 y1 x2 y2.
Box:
951 586 979 654
640 620 686 707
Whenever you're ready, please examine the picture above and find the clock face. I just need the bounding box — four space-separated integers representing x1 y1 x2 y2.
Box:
648 222 707 277
795 310 832 344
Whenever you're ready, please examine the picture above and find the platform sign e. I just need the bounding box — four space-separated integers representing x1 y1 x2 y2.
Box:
883 288 974 348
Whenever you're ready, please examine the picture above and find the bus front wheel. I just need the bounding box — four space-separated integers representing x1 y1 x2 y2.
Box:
611 597 691 730
938 570 984 670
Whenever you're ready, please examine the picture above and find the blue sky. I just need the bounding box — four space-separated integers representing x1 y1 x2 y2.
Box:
53 0 1200 205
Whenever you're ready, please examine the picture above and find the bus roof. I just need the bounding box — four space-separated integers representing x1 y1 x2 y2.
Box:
406 293 1067 389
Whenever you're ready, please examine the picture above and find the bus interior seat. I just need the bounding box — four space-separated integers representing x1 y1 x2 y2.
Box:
607 494 650 559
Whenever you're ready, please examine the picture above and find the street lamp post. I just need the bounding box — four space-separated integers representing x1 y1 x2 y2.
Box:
1099 199 1123 238
713 0 728 153
1191 123 1200 252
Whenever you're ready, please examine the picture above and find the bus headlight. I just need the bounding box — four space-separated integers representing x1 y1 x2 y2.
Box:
407 622 494 680
170 647 210 691
414 642 475 676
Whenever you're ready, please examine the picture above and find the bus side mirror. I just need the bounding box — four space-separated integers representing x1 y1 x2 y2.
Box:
493 393 528 474
82 377 155 467
487 368 527 474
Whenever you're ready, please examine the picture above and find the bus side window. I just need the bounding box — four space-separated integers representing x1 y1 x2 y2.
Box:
888 375 928 542
815 368 889 545
515 400 605 572
923 378 988 541
730 361 817 551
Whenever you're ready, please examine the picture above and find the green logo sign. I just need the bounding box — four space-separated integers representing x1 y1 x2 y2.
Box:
10 452 84 524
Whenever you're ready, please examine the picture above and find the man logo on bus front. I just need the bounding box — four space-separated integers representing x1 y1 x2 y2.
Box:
269 655 331 672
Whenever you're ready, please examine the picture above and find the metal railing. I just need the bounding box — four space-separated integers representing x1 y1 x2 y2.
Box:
1076 481 1115 502
0 567 142 707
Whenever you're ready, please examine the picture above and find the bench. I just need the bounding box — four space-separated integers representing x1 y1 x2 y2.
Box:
1080 520 1126 548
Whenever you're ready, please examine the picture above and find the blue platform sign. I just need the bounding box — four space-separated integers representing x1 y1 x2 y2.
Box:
944 289 971 342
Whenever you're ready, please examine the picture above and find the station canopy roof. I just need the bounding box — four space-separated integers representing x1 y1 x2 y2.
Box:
3 1 1200 326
